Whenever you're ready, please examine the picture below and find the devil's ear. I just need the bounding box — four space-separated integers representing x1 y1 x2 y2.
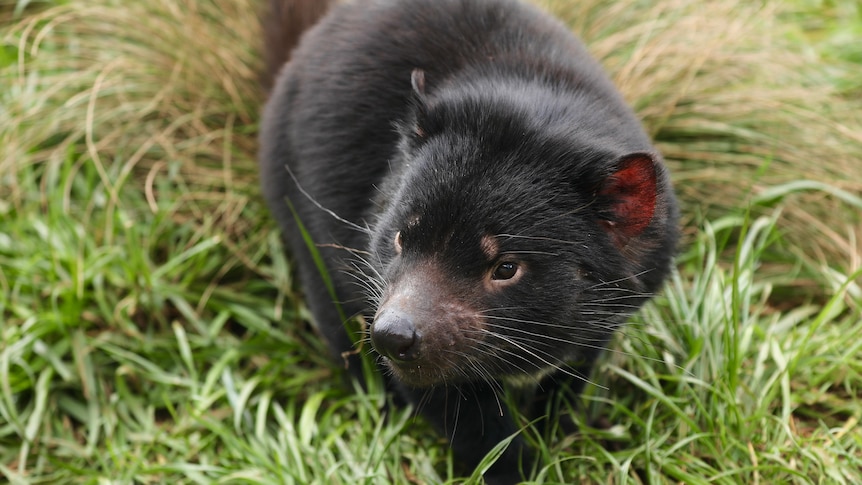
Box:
408 68 430 139
597 153 658 248
411 68 426 97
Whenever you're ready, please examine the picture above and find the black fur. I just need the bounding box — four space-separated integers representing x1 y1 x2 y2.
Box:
259 0 678 483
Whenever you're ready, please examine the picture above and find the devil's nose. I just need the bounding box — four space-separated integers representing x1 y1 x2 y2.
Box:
371 308 420 362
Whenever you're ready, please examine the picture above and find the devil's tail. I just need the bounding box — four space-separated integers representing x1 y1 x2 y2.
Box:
261 0 334 90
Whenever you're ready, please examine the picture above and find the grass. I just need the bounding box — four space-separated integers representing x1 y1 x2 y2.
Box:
1 0 861 483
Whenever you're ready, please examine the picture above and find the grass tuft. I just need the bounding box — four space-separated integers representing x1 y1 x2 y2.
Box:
540 0 862 274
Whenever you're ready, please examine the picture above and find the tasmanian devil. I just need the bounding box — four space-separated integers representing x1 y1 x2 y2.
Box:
258 0 679 482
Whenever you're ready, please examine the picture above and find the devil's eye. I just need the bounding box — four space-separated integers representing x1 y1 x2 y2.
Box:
492 262 518 280
394 231 403 253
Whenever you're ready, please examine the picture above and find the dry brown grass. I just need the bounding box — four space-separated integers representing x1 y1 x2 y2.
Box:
2 0 860 279
540 0 862 275
1 0 267 270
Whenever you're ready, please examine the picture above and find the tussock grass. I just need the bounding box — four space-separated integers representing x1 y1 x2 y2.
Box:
1 0 860 483
540 0 862 275
1 0 264 263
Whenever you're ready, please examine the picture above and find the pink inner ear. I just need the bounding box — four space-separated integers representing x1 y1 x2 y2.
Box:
598 154 657 244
